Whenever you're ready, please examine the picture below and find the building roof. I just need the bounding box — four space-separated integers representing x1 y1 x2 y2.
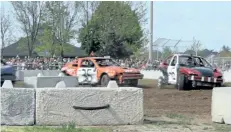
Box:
1 41 38 57
1 38 86 57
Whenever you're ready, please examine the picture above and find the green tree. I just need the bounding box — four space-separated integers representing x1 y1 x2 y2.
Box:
41 1 81 57
219 45 231 57
11 1 44 56
78 1 143 58
35 27 58 57
0 5 11 48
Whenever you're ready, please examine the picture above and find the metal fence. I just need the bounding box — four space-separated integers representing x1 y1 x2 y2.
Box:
208 57 231 71
152 38 195 61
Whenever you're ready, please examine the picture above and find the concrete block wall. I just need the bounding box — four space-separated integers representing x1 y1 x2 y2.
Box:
15 70 24 81
140 70 231 82
36 87 143 125
223 72 231 82
212 87 231 124
16 70 61 78
1 88 35 125
15 70 231 82
1 86 143 126
140 70 162 80
24 76 78 88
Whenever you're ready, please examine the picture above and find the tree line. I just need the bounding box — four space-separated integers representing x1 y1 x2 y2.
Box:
1 1 230 59
1 1 147 58
146 45 231 60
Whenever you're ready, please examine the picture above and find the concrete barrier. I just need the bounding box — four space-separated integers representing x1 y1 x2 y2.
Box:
2 80 14 88
15 70 24 81
1 88 35 125
16 70 61 78
15 70 231 82
224 71 231 83
140 70 162 80
140 70 231 82
212 87 231 124
36 87 143 126
24 76 78 88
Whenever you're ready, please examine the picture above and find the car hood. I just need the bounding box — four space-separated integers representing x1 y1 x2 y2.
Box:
103 66 140 73
191 67 214 77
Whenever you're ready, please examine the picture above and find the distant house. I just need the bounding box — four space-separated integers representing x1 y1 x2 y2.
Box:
1 38 86 58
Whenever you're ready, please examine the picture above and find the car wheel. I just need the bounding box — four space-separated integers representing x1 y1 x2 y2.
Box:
12 80 16 85
176 74 186 90
130 79 138 87
113 75 120 86
216 83 222 87
100 74 110 87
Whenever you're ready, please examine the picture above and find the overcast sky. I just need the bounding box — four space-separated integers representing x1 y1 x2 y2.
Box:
2 1 231 52
150 1 231 52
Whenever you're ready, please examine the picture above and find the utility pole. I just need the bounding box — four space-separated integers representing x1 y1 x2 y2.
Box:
193 37 200 56
149 1 153 62
195 40 200 56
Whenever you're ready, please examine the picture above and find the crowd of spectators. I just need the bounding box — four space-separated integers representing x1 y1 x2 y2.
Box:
2 56 160 70
2 56 70 70
3 56 231 71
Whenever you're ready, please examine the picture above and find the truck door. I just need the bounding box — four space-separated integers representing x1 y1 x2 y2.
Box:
167 56 178 84
77 59 98 84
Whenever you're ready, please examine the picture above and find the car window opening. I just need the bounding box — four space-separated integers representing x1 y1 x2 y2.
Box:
95 58 120 67
179 56 212 68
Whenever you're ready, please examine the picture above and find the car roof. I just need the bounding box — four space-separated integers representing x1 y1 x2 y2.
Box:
77 57 111 60
79 57 110 59
174 53 202 58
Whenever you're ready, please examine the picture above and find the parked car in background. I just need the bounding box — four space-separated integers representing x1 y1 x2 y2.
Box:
1 59 16 86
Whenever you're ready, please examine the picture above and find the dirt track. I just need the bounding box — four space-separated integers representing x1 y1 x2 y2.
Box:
139 79 212 123
15 79 212 122
12 79 231 131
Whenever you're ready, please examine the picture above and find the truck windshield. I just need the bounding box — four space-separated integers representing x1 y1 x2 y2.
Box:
95 58 120 67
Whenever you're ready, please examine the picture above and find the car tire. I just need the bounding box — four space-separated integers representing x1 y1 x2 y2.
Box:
130 79 138 87
176 74 186 90
12 80 16 85
100 74 110 87
216 83 222 87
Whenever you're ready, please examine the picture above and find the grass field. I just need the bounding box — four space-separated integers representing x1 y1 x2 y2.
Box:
1 125 109 132
3 79 231 132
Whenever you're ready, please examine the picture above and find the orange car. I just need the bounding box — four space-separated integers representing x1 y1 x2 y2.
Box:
61 56 143 86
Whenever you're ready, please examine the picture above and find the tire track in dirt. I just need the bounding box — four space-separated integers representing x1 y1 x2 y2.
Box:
139 79 212 122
